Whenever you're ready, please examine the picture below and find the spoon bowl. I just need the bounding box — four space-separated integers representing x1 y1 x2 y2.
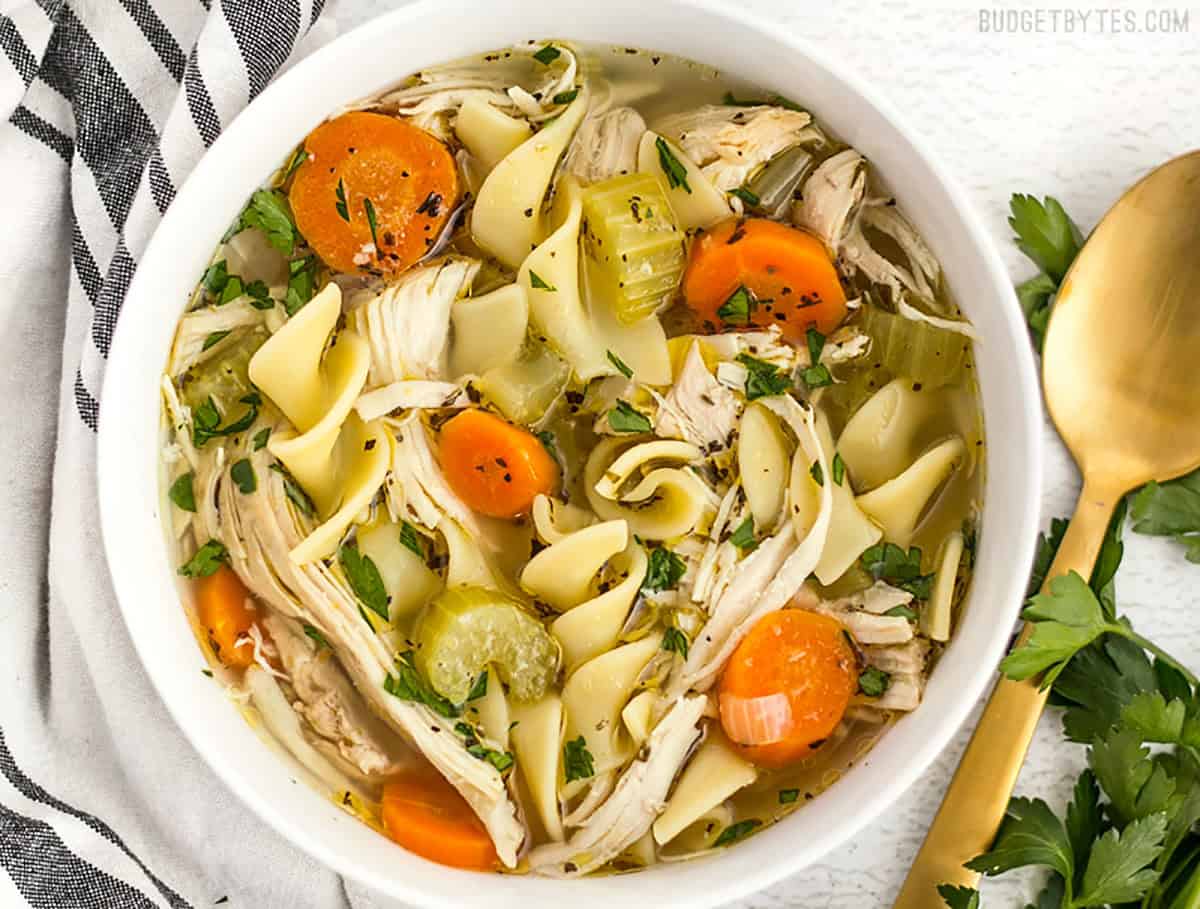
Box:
1044 149 1200 487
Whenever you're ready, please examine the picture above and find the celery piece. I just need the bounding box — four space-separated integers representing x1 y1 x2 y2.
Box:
179 328 267 417
859 303 968 389
415 586 558 704
581 172 686 325
475 337 570 425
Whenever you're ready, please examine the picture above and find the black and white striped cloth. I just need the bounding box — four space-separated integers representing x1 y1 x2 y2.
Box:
0 1 403 905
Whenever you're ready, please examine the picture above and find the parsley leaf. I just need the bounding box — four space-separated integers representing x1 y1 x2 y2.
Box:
662 627 690 659
1009 194 1083 284
203 260 230 295
270 462 315 517
860 542 932 599
606 349 633 379
1017 272 1058 352
241 189 297 254
778 788 800 805
230 458 256 494
179 539 228 578
736 353 791 400
529 270 556 291
729 186 759 207
535 430 558 460
831 452 846 486
399 521 424 560
384 652 460 718
303 624 330 649
191 393 260 447
883 605 919 621
1077 813 1167 905
965 796 1074 882
244 279 274 310
552 88 579 104
643 546 686 592
339 543 390 621
202 330 231 351
717 285 755 324
801 328 834 388
218 275 244 305
607 399 652 433
713 819 762 847
1000 572 1119 688
282 146 308 180
858 666 891 698
466 669 489 702
728 516 758 552
1131 471 1200 563
655 137 691 193
722 90 802 111
532 44 560 65
285 256 317 316
335 178 350 222
809 460 824 487
455 721 515 773
1029 517 1069 597
936 885 981 909
563 735 594 782
363 196 380 249
252 427 271 451
1089 727 1176 825
168 472 196 512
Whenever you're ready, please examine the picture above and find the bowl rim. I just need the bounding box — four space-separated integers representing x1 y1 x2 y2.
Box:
97 1 1044 905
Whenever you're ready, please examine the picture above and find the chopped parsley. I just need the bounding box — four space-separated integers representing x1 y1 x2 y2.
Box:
736 353 791 400
535 430 558 460
717 285 755 324
230 458 257 494
363 196 380 249
178 539 228 578
607 399 652 434
245 279 274 310
529 270 556 291
729 186 760 207
339 542 390 621
884 604 919 621
778 788 800 805
282 146 308 180
832 452 846 486
858 666 892 698
563 735 595 782
662 627 690 659
203 260 229 295
217 275 244 306
241 189 297 254
192 392 260 447
202 330 231 351
399 521 424 559
334 178 350 222
252 427 271 451
713 818 762 847
810 460 824 487
728 516 758 552
168 472 196 512
801 328 833 388
722 90 802 111
285 256 318 316
607 349 633 379
455 721 514 773
270 462 315 517
532 44 561 65
552 87 579 104
643 546 687 592
860 542 933 600
466 669 489 702
384 652 460 718
655 136 691 194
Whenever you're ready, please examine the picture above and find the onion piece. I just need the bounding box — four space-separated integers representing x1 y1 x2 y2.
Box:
718 691 794 746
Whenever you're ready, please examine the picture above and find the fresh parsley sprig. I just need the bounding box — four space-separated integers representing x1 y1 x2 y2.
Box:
1008 193 1083 351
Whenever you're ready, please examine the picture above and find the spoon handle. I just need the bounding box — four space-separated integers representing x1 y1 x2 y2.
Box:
892 476 1123 907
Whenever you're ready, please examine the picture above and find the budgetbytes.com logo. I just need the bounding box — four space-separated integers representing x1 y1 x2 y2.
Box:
977 6 1190 33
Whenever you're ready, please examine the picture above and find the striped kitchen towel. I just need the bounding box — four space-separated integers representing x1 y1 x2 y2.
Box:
0 1 401 906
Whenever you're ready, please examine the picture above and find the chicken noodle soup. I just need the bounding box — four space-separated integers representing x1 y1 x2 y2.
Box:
161 40 983 875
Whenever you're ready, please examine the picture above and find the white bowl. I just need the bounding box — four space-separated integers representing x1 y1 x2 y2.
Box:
98 1 1043 905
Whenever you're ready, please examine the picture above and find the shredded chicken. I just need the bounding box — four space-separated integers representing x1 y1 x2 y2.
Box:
791 148 866 253
656 104 820 190
384 411 480 536
566 106 646 184
350 258 480 385
168 300 268 377
654 341 742 452
528 695 706 877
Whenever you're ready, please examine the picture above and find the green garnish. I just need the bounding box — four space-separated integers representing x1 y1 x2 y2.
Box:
535 430 558 460
1131 473 1200 563
270 462 315 517
936 885 981 909
203 260 229 295
178 539 228 578
552 88 579 104
607 399 652 433
883 605 919 621
722 90 802 111
384 652 460 719
303 624 330 649
717 285 755 324
655 136 691 194
454 721 514 773
736 353 791 400
466 670 489 702
729 186 760 207
801 328 833 388
245 280 274 310
643 546 687 592
809 461 824 487
529 270 556 291
832 452 846 486
363 196 380 250
282 146 308 180
532 45 561 65
252 427 271 451
168 472 196 512
285 256 317 317
563 735 595 782
191 392 260 447
713 819 762 847
1008 194 1082 351
241 189 297 254
217 276 244 306
661 627 690 659
335 178 350 222
858 666 892 698
399 521 424 559
230 459 256 494
860 542 932 600
339 542 390 621
778 789 800 805
607 349 633 379
728 516 758 552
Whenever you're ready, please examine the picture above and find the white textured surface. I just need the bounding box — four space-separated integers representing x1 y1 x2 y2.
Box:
329 1 1200 905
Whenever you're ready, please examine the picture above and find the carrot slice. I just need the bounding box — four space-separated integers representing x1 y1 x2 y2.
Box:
718 609 857 768
195 565 260 670
381 768 498 871
681 218 848 341
289 111 458 274
438 409 558 519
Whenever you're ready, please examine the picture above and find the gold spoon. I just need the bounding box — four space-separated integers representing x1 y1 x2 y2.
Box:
894 150 1200 905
